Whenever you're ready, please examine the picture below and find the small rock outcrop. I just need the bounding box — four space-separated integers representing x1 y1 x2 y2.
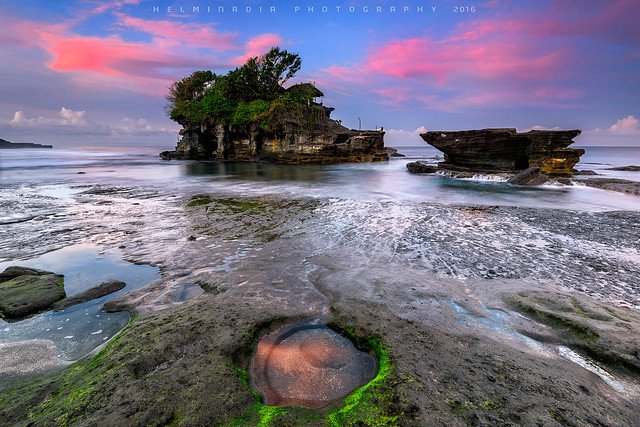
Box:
507 167 549 185
606 165 640 171
574 178 640 196
0 267 65 320
0 138 53 149
421 128 583 176
53 279 126 311
385 147 406 157
406 161 437 174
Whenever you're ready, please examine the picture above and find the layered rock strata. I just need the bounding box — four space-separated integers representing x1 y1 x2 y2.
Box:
161 111 388 164
421 128 583 176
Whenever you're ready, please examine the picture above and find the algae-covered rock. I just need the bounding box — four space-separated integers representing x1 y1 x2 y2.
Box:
0 267 65 320
52 279 126 311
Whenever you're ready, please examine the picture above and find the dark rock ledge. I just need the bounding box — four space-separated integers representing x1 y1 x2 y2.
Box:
419 128 583 176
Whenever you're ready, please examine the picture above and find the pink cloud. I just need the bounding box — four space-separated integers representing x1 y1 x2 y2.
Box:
47 36 155 76
318 1 639 111
0 12 285 96
232 33 285 64
363 30 569 84
117 15 238 51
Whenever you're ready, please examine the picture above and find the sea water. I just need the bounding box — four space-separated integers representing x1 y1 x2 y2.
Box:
1 145 639 212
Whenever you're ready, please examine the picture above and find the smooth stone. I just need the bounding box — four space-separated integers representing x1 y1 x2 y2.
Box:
250 321 376 408
52 279 126 311
0 266 53 282
386 147 406 157
0 267 65 320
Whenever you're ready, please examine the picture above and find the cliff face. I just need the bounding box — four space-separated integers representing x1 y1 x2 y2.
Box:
421 128 583 176
162 109 388 164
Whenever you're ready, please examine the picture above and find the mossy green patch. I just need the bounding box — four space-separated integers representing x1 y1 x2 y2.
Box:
22 315 140 426
550 409 569 425
570 297 588 318
323 324 406 427
210 199 264 214
198 281 223 294
188 194 213 207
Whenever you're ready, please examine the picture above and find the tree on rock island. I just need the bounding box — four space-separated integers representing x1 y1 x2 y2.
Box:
166 47 322 134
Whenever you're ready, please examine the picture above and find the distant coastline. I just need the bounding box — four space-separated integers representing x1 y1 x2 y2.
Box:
0 138 52 149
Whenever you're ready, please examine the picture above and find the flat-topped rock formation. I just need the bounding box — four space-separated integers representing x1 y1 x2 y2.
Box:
420 128 583 176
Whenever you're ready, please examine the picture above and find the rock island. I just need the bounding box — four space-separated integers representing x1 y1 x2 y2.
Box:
421 128 583 176
160 48 388 164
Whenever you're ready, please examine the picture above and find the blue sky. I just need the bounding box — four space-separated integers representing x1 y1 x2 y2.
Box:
0 0 639 147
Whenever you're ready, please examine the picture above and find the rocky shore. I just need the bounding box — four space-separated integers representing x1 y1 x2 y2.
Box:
1 179 639 425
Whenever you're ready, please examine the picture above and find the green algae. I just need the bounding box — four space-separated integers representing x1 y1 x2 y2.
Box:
326 336 397 426
22 315 140 426
570 297 589 318
187 194 213 207
188 195 264 214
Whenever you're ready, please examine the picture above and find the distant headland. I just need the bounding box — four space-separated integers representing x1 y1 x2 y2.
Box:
0 138 53 149
160 47 388 164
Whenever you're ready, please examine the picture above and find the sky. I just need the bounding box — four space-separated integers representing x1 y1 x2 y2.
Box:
0 0 639 148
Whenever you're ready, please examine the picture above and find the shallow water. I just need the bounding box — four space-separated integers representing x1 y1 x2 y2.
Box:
1 145 639 383
2 146 640 212
251 319 376 408
0 244 159 365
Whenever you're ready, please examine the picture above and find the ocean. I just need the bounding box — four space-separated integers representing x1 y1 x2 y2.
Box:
1 145 640 213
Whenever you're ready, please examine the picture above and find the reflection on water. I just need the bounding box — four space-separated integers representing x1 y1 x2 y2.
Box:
0 244 160 363
185 161 328 182
1 146 640 212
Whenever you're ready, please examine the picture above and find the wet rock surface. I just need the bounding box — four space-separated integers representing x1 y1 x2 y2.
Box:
507 166 549 185
607 165 640 171
421 128 583 175
250 320 376 408
503 291 640 378
406 161 437 173
0 267 65 320
52 279 126 311
385 147 406 157
0 181 639 425
575 177 640 196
